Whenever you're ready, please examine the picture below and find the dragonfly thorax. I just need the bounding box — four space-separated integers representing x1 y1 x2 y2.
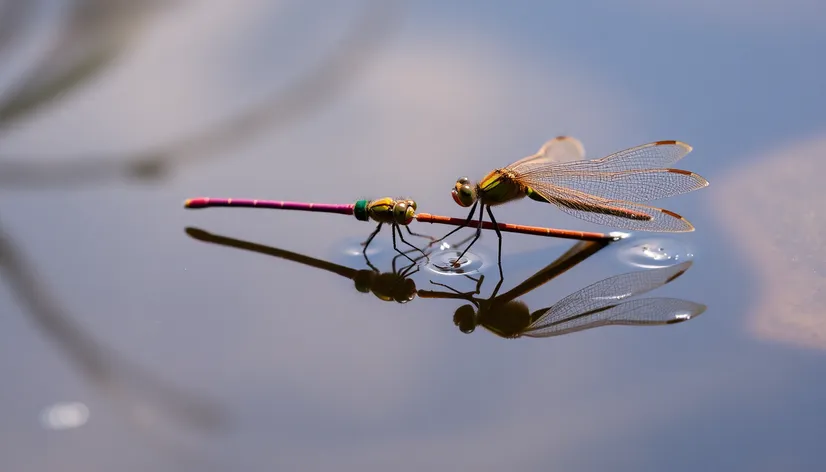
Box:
479 300 531 338
372 273 417 303
453 170 527 208
477 169 528 206
366 198 416 225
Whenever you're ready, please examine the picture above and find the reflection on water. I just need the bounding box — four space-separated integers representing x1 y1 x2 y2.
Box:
39 401 90 431
0 0 400 189
2 0 825 470
0 0 404 468
715 134 826 350
0 221 226 433
185 227 706 339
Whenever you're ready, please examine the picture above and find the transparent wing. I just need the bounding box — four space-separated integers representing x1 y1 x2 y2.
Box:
536 140 693 173
529 182 695 232
514 141 706 202
528 168 708 202
535 261 692 325
522 298 706 338
509 136 586 171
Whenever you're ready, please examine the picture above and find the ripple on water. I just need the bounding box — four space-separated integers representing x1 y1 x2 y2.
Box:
338 235 385 258
616 237 695 268
425 244 486 276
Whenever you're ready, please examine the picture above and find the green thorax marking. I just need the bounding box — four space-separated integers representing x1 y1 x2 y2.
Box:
366 197 396 223
354 199 370 221
478 169 528 205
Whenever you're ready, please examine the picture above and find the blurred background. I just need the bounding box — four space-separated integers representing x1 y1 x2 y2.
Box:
1 0 825 471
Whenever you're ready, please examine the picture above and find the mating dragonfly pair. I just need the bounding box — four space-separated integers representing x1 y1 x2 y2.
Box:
185 227 705 339
184 136 708 266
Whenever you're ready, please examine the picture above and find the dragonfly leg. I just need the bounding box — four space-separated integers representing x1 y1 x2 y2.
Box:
399 263 420 278
363 254 380 272
396 225 428 258
361 223 383 271
489 270 505 299
485 205 504 279
405 225 437 241
452 203 485 266
432 274 485 295
362 223 383 248
470 273 485 294
428 279 483 300
391 246 425 273
392 224 419 266
433 201 478 243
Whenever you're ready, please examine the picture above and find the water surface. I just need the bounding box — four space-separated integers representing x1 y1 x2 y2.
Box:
1 1 825 471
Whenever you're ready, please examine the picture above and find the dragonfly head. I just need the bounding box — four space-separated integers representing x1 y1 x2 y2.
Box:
452 177 477 207
453 304 478 333
392 200 416 225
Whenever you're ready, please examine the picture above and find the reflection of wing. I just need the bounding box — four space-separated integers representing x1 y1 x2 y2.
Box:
508 136 585 171
529 182 695 232
522 260 701 337
522 298 706 338
538 261 692 319
516 141 707 203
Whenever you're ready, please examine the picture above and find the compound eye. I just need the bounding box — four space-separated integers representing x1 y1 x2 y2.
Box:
393 202 415 225
457 177 470 185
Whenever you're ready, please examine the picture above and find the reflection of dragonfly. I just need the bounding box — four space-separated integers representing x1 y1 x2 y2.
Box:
420 253 704 338
185 227 426 303
441 136 709 264
184 227 705 340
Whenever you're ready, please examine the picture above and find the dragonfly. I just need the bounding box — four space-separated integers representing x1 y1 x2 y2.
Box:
185 197 434 265
185 227 609 307
184 196 621 266
439 136 710 264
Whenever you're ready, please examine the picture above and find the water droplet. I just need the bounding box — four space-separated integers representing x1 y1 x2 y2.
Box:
617 238 694 268
40 402 89 430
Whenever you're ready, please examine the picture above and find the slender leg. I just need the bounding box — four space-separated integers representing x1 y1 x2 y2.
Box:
471 274 485 294
391 246 426 273
363 253 379 272
399 263 420 278
428 280 482 300
396 224 428 257
406 226 436 241
486 205 504 279
360 223 383 271
489 270 505 299
433 201 478 243
362 223 383 248
392 224 419 265
452 203 485 266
